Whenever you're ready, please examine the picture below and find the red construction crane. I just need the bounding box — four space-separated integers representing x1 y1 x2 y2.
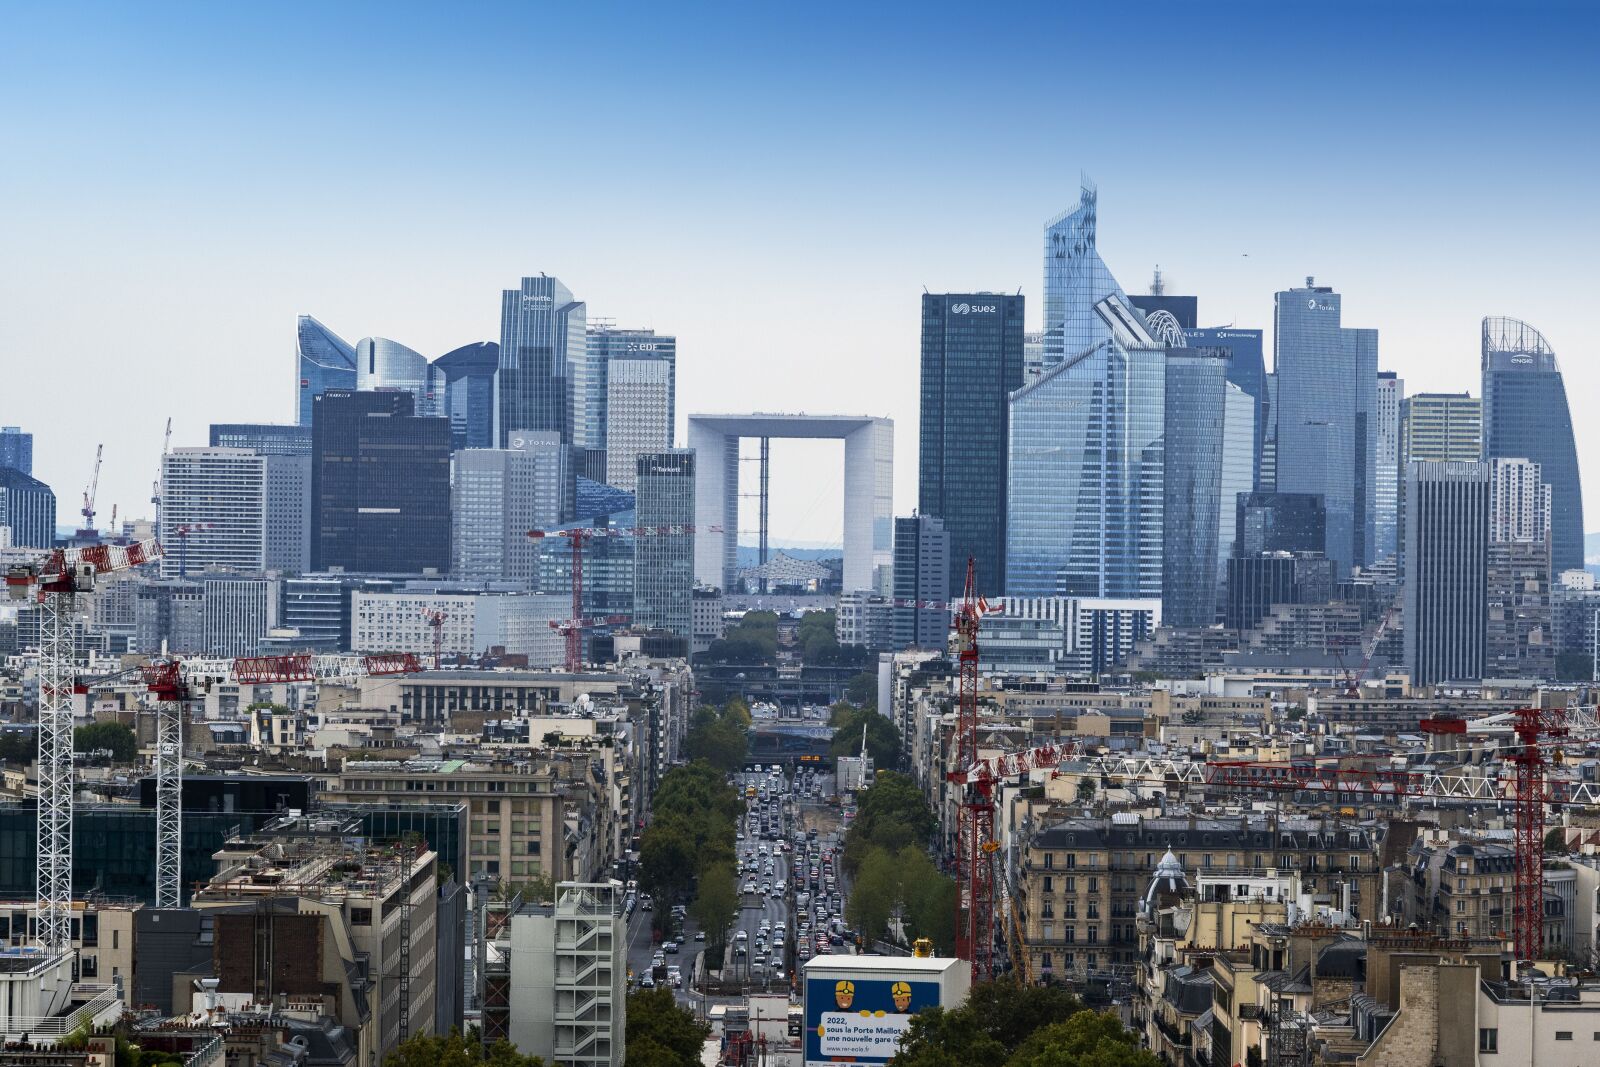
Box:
1342 601 1400 697
951 557 994 982
947 741 1080 787
231 651 423 684
172 522 217 578
527 523 719 672
1079 705 1596 962
421 608 449 669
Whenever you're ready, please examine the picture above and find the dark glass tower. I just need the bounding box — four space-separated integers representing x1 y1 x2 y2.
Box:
433 341 499 451
310 391 451 573
1482 316 1584 574
1162 348 1229 626
0 427 33 475
295 315 357 427
1404 460 1488 685
918 292 1025 597
633 451 695 637
497 275 584 446
892 514 950 649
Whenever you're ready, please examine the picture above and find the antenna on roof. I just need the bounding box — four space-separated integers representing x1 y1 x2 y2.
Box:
1150 266 1165 296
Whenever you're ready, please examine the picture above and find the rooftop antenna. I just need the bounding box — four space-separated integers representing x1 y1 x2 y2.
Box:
1150 266 1165 296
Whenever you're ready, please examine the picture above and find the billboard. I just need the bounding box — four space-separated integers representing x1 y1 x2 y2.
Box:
803 975 941 1067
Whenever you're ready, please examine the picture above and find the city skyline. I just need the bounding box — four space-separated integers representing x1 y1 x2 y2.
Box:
5 3 1599 550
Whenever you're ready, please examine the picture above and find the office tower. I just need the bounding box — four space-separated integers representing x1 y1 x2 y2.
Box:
201 576 278 657
892 514 950 650
1259 372 1278 491
356 336 440 414
1022 331 1045 383
0 466 55 548
919 293 1025 596
1402 392 1481 463
1218 383 1256 583
507 882 627 1067
453 433 573 585
1008 294 1164 599
1272 277 1378 576
1374 372 1402 562
584 326 677 453
311 391 451 574
295 314 358 426
1129 286 1198 331
1490 458 1552 545
1403 461 1488 686
209 423 312 455
604 358 673 491
1041 182 1126 368
1234 493 1326 556
1161 348 1229 627
498 275 585 447
0 427 32 475
433 341 499 451
1486 457 1554 679
1226 553 1336 632
1186 328 1267 488
159 448 267 577
633 451 694 636
979 596 1159 674
263 454 312 573
1482 316 1584 574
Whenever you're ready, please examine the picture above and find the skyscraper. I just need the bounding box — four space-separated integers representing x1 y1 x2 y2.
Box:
1402 392 1481 463
1218 383 1256 586
1272 277 1378 576
1185 328 1267 488
453 433 573 586
633 452 695 637
497 275 585 447
918 292 1025 596
209 423 312 455
1234 493 1326 556
1008 293 1165 599
1042 183 1125 369
432 342 499 451
356 337 440 415
295 315 358 427
605 358 673 491
1482 316 1584 574
1489 458 1552 545
311 391 451 574
892 514 950 650
1162 348 1229 627
1487 457 1554 678
583 326 677 453
0 427 33 475
1404 461 1488 686
1374 372 1402 562
263 454 312 574
0 466 55 548
159 448 267 578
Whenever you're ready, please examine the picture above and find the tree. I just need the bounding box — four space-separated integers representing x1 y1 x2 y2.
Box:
73 721 137 763
897 846 956 954
1546 827 1568 853
384 1028 546 1067
829 702 901 771
845 846 899 942
689 861 738 955
845 771 935 872
683 701 750 774
1003 1010 1162 1067
626 988 709 1065
0 729 36 765
1076 778 1096 802
890 980 1088 1067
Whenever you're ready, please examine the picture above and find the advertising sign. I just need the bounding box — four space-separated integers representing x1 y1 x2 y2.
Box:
803 976 941 1066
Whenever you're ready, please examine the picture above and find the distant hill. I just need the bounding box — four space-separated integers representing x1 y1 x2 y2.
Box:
735 544 841 566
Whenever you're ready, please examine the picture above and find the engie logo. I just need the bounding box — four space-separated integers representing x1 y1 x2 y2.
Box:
951 302 997 315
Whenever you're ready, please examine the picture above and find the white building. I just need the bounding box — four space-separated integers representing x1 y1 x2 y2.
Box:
201 576 279 657
691 587 725 654
509 881 627 1067
836 590 895 651
980 597 1160 675
453 435 572 585
604 359 672 491
1490 456 1552 545
160 448 267 578
351 589 566 666
263 453 312 573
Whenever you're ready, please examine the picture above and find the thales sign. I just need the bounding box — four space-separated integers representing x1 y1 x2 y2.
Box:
950 302 997 315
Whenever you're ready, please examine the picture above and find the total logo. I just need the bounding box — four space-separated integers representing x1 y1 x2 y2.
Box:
1306 298 1334 311
951 302 997 315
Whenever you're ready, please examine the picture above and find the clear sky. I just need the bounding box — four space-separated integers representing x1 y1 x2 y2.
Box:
4 1 1597 548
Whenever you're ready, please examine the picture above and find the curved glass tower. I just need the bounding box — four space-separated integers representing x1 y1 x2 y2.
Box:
295 315 357 426
1482 316 1584 574
1042 182 1127 369
355 337 439 415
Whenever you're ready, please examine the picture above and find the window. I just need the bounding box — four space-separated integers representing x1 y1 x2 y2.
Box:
1555 1032 1572 1041
1043 877 1053 893
1044 853 1054 870
351 908 373 926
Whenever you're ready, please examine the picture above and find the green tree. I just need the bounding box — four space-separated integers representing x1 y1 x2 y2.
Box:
639 825 697 905
689 861 738 954
1003 1010 1162 1067
683 701 751 774
829 702 901 770
1546 827 1568 853
845 846 899 941
384 1028 546 1067
844 771 935 872
891 980 1087 1067
73 721 137 762
0 729 36 765
846 670 878 706
626 988 709 1065
896 846 956 954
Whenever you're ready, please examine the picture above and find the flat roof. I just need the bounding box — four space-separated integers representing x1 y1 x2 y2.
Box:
801 955 958 975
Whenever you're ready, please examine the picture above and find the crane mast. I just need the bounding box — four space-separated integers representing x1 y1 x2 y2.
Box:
952 557 994 981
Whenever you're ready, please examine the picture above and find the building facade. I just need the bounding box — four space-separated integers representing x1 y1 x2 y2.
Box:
633 451 695 637
209 422 313 455
356 336 440 414
508 883 628 1067
918 292 1025 597
453 435 573 586
350 589 565 666
1490 457 1552 546
295 314 358 427
498 275 585 447
582 326 676 457
0 466 55 549
604 358 673 491
836 590 895 651
1375 372 1402 562
433 341 499 451
1402 392 1482 464
892 514 950 650
980 596 1159 675
0 426 33 475
159 448 267 577
1041 182 1124 368
1403 461 1489 685
1185 327 1267 490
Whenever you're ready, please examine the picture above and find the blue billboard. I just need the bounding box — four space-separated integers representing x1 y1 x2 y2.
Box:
803 976 941 1066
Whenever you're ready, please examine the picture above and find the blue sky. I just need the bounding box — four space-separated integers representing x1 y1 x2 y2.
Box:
4 2 1597 545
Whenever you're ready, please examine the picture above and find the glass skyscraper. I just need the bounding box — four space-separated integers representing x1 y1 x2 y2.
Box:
1404 460 1488 685
1161 349 1228 626
497 275 585 447
1374 372 1402 563
0 466 55 549
918 292 1025 597
0 426 33 475
1272 278 1378 577
892 514 950 650
356 336 441 415
433 341 499 451
1186 327 1267 488
633 451 695 637
1042 183 1126 369
295 315 358 427
583 326 677 454
1482 316 1584 574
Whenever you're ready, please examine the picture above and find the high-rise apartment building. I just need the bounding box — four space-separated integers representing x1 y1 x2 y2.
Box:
1402 392 1481 463
919 293 1025 597
209 423 312 455
0 466 55 549
356 336 441 415
604 358 673 491
159 448 267 577
633 451 695 636
295 315 357 426
1490 458 1552 545
433 341 499 451
583 326 676 454
1272 278 1378 576
892 514 950 650
311 391 451 574
1403 461 1488 686
453 433 573 585
1375 372 1402 562
498 275 585 447
1008 293 1165 600
0 426 33 475
1482 316 1584 574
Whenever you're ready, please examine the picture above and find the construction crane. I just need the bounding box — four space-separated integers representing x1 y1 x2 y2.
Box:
231 651 423 684
1075 705 1599 962
152 417 172 536
5 538 162 952
951 557 994 982
947 741 1080 787
78 443 104 539
527 523 719 672
421 608 449 669
172 523 218 579
1341 601 1400 697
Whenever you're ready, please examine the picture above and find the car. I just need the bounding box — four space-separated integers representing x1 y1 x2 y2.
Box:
774 967 786 981
736 929 748 940
760 882 771 895
640 972 655 988
653 951 666 966
663 941 679 954
641 898 654 911
695 930 706 942
735 943 747 956
829 933 843 946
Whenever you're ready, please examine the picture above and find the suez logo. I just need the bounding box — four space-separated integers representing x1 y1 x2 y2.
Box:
950 302 998 315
